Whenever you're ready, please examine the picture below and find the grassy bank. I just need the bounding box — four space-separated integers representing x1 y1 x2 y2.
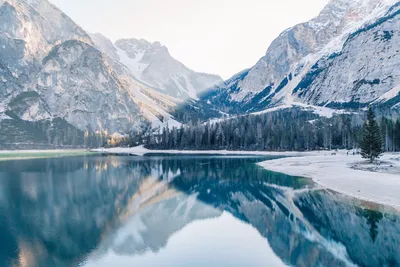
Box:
0 150 90 161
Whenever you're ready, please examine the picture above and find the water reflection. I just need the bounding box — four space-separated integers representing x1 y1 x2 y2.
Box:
0 156 398 267
295 190 400 267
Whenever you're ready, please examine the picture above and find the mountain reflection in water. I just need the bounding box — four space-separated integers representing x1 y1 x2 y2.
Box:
0 155 398 267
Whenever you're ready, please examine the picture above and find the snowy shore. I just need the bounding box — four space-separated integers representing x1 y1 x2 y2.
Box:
90 146 316 157
6 147 399 208
259 151 400 208
94 146 400 208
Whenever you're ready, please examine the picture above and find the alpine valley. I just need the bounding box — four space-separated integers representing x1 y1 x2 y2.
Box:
1 0 400 148
0 0 222 148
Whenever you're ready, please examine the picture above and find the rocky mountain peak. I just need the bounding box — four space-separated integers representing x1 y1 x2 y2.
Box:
199 0 400 116
109 37 223 99
90 33 120 61
0 0 184 144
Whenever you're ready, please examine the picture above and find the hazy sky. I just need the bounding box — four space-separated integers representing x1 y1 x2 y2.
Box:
49 0 330 79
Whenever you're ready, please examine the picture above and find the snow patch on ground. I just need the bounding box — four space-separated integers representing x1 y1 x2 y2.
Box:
252 103 351 118
259 151 400 208
0 112 11 120
350 159 400 175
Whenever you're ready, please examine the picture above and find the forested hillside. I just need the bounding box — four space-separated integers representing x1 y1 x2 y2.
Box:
124 109 400 152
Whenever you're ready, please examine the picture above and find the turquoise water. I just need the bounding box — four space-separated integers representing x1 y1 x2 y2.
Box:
0 155 398 267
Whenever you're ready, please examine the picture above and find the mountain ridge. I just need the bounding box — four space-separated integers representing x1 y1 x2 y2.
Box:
90 33 223 100
194 0 400 118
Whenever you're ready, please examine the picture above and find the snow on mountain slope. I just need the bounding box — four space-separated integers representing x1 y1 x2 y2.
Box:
202 0 400 115
90 33 120 62
0 0 181 137
114 39 149 81
113 38 223 100
375 84 400 102
294 1 400 108
91 35 223 100
236 0 394 98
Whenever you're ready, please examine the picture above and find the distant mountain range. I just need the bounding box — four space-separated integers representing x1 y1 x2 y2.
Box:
0 0 400 147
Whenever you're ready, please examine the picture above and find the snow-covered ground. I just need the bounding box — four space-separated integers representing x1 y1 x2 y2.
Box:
90 146 314 157
259 151 400 208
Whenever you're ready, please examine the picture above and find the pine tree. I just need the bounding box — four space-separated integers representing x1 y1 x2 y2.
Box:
360 108 383 163
395 119 400 151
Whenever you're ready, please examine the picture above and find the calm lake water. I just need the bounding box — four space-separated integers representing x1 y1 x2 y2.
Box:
0 155 399 267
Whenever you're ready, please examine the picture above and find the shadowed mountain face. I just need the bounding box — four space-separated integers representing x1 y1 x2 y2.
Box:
0 155 398 267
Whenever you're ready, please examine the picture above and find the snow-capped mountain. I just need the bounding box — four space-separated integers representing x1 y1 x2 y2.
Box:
0 0 223 147
0 0 189 146
295 1 400 109
201 0 400 115
91 35 223 100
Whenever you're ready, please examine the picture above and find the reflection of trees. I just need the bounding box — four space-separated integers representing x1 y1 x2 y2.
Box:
162 156 311 189
363 209 383 243
295 191 400 267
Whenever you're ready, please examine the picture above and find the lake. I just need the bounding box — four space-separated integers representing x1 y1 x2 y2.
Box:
0 155 399 267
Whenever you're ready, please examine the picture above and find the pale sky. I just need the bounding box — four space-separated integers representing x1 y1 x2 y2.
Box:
49 0 330 79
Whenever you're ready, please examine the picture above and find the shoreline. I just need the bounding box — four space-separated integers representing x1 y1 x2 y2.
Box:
2 147 400 208
89 146 317 157
94 146 400 208
0 149 89 161
258 151 400 208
